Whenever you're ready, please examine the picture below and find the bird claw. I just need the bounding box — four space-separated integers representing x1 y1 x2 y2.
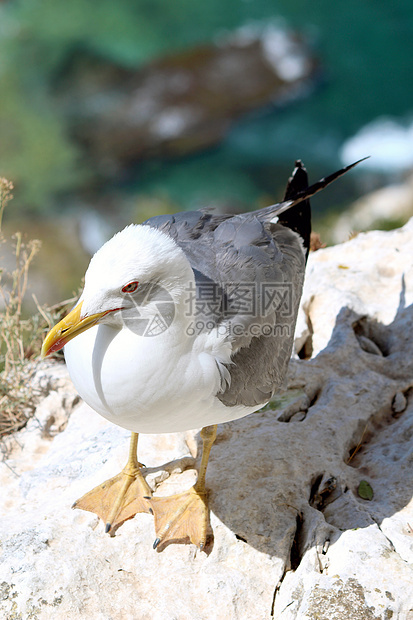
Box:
73 469 152 534
149 486 211 550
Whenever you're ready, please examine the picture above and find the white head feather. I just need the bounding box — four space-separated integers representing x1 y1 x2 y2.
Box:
80 224 193 319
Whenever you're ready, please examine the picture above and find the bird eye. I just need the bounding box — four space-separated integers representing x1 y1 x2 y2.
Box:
121 281 139 293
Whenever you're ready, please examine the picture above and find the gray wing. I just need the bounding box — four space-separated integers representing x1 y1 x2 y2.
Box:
142 159 364 408
210 216 305 407
143 210 306 408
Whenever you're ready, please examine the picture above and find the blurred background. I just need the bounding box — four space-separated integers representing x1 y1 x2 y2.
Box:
1 0 413 304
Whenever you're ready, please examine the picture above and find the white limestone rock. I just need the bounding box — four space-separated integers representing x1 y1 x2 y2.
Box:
1 222 413 619
296 217 413 356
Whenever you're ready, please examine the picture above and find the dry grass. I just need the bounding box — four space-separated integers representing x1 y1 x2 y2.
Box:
0 178 74 437
309 231 327 252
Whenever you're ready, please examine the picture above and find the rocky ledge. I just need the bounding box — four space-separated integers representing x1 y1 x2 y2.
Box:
1 221 413 619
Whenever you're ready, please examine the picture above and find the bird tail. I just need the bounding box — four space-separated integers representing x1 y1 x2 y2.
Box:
259 157 368 257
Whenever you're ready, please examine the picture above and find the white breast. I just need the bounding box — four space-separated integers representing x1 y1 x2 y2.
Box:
64 323 259 434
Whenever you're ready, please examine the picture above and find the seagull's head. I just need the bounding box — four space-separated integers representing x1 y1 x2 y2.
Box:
41 224 192 358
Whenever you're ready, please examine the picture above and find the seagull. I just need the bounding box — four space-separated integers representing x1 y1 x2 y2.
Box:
41 159 363 550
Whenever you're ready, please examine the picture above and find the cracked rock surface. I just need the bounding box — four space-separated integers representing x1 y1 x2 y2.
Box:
1 221 413 619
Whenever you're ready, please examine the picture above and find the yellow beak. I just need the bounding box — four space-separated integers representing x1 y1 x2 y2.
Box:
41 301 109 359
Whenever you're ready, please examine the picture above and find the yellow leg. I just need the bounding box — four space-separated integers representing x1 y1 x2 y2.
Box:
150 424 217 550
72 432 152 534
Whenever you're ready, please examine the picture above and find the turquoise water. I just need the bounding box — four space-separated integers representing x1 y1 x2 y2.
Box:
126 0 413 216
2 0 413 217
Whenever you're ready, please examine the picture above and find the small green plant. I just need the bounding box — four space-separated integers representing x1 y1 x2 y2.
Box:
0 178 73 437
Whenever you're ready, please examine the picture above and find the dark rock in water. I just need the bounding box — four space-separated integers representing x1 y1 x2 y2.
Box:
56 25 318 170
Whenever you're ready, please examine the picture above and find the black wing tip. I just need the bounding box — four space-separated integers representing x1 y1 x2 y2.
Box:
279 159 311 260
283 161 309 202
287 155 369 206
343 155 370 169
268 155 369 259
334 156 370 178
294 159 306 170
